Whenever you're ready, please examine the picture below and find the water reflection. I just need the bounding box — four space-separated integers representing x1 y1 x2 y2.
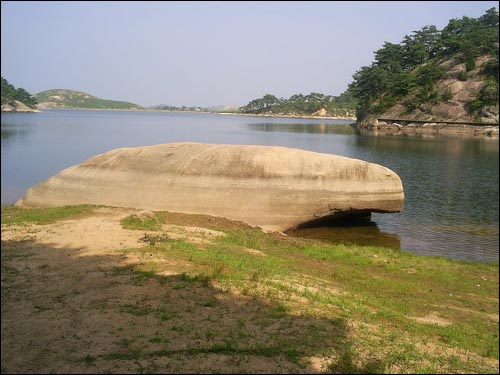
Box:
288 220 401 250
1 123 29 140
247 122 355 135
1 128 21 140
354 131 499 157
355 127 499 141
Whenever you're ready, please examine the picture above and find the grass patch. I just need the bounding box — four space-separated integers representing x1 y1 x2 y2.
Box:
81 354 97 366
2 206 498 373
120 212 164 231
1 204 95 225
135 226 498 368
132 270 157 286
139 233 172 245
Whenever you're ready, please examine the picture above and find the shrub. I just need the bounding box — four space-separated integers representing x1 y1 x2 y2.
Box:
458 70 468 81
441 88 453 101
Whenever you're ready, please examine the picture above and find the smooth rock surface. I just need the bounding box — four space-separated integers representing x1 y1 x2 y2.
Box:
16 142 404 231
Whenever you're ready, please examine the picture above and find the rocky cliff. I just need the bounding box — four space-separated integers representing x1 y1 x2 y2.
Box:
377 55 498 124
356 54 499 136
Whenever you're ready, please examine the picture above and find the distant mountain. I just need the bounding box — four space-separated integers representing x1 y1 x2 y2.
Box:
35 89 143 110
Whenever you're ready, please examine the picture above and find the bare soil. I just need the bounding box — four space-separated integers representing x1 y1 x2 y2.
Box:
2 206 498 374
1 207 332 374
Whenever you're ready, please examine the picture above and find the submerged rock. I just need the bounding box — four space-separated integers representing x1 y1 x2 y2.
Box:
16 142 404 231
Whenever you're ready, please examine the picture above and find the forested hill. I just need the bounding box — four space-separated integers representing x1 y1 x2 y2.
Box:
35 89 143 110
1 77 38 112
239 91 357 118
349 7 499 124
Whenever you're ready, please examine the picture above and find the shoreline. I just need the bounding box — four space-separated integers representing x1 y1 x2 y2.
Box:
1 204 498 373
24 107 357 121
216 112 356 121
354 121 500 138
8 107 498 135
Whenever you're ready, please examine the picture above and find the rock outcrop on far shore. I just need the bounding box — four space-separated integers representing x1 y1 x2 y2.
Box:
355 54 499 136
1 100 39 112
16 143 404 231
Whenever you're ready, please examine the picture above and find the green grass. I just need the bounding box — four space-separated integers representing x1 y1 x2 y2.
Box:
2 206 498 373
120 213 165 231
124 224 498 370
1 204 95 225
81 354 96 366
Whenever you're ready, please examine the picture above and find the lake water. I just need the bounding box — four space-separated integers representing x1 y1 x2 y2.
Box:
1 109 498 262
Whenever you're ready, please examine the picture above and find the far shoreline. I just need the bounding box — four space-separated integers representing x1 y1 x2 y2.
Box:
6 108 498 137
216 111 356 121
24 107 357 121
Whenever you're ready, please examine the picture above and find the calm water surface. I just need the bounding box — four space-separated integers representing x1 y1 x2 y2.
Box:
1 110 498 262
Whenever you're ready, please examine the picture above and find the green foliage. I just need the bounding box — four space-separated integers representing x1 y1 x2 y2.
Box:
479 79 499 103
372 96 399 114
82 354 96 366
402 25 440 67
120 213 165 231
416 64 445 87
458 70 468 81
404 98 419 112
438 8 499 58
35 89 142 110
467 78 499 114
464 54 476 72
117 218 499 369
240 91 357 116
1 77 17 105
481 57 499 82
1 77 38 109
1 205 95 225
349 8 499 120
416 87 439 104
441 88 453 101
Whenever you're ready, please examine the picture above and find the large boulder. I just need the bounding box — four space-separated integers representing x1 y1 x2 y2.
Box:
16 142 404 231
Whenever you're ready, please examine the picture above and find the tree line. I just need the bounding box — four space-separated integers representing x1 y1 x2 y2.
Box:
1 77 38 109
240 8 498 121
348 7 499 120
239 91 357 117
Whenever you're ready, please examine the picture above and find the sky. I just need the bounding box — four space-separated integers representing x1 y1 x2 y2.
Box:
1 1 498 107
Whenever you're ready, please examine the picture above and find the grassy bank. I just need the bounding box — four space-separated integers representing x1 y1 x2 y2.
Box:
1 205 498 373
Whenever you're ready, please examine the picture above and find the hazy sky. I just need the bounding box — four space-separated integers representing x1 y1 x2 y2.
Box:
1 1 498 107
